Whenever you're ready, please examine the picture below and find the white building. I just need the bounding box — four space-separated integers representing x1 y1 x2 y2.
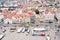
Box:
4 19 12 24
0 14 4 22
43 12 54 22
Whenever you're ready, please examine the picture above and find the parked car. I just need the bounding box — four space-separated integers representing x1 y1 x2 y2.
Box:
10 27 16 32
0 33 5 40
32 31 45 36
27 29 30 33
33 28 46 31
22 28 25 33
17 27 24 33
32 28 46 36
25 26 29 31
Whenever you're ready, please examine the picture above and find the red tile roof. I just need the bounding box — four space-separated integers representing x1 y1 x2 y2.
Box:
2 9 8 16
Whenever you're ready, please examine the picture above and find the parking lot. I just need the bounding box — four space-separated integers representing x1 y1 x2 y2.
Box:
1 24 55 40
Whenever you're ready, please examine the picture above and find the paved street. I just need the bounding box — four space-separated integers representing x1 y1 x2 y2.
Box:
1 27 45 40
0 19 59 40
1 23 56 40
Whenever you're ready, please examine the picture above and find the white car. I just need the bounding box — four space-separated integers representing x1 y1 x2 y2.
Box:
33 28 46 31
27 29 30 33
17 27 23 33
0 33 5 39
22 28 25 33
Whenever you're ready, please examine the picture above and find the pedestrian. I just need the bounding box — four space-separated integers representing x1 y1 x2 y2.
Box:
1 27 2 29
36 25 39 27
26 32 29 36
54 36 56 40
46 35 51 40
57 29 59 32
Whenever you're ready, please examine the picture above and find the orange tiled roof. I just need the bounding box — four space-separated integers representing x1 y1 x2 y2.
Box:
27 11 33 15
45 11 49 14
6 11 17 19
11 11 17 16
2 9 8 16
13 14 20 19
20 13 25 18
6 12 32 19
6 15 12 19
